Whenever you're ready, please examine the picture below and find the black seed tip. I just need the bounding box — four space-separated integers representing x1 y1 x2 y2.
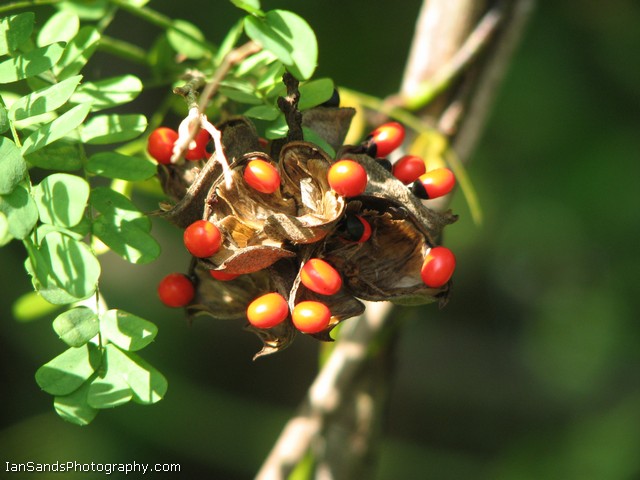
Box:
411 179 429 199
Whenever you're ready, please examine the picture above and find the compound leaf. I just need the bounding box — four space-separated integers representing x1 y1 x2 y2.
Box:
100 309 157 352
33 173 89 227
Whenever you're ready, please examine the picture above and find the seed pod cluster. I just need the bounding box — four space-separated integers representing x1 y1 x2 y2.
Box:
155 77 457 358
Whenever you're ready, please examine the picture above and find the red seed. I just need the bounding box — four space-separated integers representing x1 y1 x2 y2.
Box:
209 270 239 281
244 159 281 194
291 301 332 334
185 129 211 161
392 155 427 184
367 122 405 157
247 293 289 329
147 127 178 164
300 258 342 295
421 246 456 288
328 160 367 197
158 273 195 308
412 168 455 200
183 220 223 258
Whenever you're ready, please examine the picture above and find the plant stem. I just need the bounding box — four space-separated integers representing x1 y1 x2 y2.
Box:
99 35 149 65
0 0 62 15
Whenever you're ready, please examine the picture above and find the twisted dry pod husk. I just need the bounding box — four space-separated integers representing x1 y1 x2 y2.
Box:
159 97 456 357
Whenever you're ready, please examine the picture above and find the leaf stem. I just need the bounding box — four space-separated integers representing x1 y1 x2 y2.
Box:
99 35 149 65
0 0 62 15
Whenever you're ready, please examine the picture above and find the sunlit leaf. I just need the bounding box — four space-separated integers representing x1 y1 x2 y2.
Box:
37 10 79 47
0 43 64 84
0 185 38 239
54 378 98 425
53 26 100 80
230 0 264 16
86 152 156 181
103 344 167 404
0 13 34 56
53 306 99 347
55 0 110 20
12 290 63 322
70 75 143 111
0 136 26 195
33 173 89 227
80 113 147 145
89 187 150 230
92 215 161 264
244 10 317 80
167 19 208 60
235 50 277 76
100 309 158 352
87 347 133 409
298 78 334 110
10 75 82 121
0 211 11 247
21 103 91 155
25 141 83 171
39 231 101 299
35 344 101 396
0 104 8 134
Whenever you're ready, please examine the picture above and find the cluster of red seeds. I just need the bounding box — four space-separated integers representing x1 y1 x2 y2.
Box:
149 121 457 335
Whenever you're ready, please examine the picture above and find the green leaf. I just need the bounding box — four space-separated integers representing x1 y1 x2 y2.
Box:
265 114 288 139
214 19 244 66
92 215 161 264
0 185 38 239
21 103 91 155
167 19 207 60
302 127 336 158
219 86 263 105
25 141 82 171
100 309 157 352
35 344 101 396
244 10 318 80
256 61 285 90
90 186 150 230
243 104 280 121
0 211 11 247
33 173 89 227
39 231 101 299
54 379 98 425
0 43 65 84
86 152 156 181
53 26 100 80
80 113 147 145
36 221 89 243
87 347 133 409
70 74 142 111
9 75 82 121
52 306 99 347
24 247 86 305
12 291 63 322
102 344 167 404
0 13 35 56
235 50 277 77
37 10 80 47
0 137 26 195
298 78 334 110
230 0 264 16
55 0 110 20
0 103 8 134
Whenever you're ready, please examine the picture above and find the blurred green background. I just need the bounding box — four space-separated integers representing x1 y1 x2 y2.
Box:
2 0 640 478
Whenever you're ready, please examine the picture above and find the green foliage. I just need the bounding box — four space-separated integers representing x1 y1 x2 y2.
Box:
1 0 328 428
0 7 164 425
